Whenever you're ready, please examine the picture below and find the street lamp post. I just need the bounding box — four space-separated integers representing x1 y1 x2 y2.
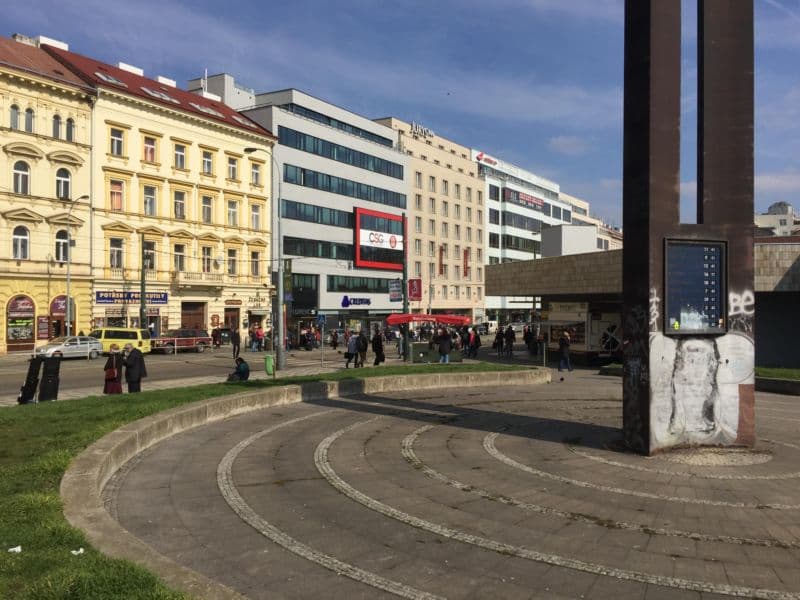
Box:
65 194 89 336
244 147 285 370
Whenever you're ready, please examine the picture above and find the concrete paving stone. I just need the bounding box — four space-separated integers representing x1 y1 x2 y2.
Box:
742 544 800 569
722 562 784 589
671 557 729 585
643 583 701 600
645 534 698 559
693 540 750 565
586 575 648 600
533 565 598 599
626 549 677 578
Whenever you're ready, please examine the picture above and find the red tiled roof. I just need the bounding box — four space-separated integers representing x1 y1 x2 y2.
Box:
43 45 274 139
0 37 90 90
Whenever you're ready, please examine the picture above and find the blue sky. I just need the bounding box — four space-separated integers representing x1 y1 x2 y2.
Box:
9 0 800 226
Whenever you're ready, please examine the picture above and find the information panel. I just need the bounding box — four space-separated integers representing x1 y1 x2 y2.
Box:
664 240 726 335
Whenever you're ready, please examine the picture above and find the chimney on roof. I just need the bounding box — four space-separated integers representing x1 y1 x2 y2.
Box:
36 35 69 50
156 75 176 88
117 62 144 76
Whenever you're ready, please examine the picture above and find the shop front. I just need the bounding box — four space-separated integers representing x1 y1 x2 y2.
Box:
93 290 168 333
49 295 76 337
6 294 36 352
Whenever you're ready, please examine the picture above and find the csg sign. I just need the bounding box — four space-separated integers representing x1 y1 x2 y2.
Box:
359 229 403 250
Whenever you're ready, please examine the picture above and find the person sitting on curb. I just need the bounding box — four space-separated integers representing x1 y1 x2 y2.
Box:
227 357 250 382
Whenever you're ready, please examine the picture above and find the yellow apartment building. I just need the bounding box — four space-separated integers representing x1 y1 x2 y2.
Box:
47 45 276 336
375 118 486 323
0 35 93 353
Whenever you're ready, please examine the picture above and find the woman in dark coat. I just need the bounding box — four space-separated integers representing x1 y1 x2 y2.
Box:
103 344 124 394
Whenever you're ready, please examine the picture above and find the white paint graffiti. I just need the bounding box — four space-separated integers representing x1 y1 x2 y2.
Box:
728 289 755 338
649 332 754 450
729 290 755 316
649 288 660 332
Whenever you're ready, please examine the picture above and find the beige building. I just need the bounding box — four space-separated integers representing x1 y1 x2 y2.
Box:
561 192 623 251
0 35 93 353
376 118 485 322
46 44 276 336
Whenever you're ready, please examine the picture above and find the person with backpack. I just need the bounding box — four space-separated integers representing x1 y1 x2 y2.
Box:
345 333 359 368
504 325 516 358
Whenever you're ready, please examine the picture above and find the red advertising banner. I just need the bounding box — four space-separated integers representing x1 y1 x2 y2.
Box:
438 245 444 275
408 278 422 301
463 249 469 277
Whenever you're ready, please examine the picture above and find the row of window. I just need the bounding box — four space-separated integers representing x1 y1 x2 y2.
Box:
10 226 72 261
281 199 353 228
412 239 483 261
278 126 403 179
412 217 480 242
480 165 559 202
488 233 541 254
283 164 406 209
414 172 479 203
106 180 264 228
11 161 73 198
109 127 262 184
283 236 353 261
412 195 482 222
9 105 76 141
109 238 264 277
281 103 394 147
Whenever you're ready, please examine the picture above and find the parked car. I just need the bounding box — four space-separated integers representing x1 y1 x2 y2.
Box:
34 336 102 359
88 327 152 353
151 328 212 353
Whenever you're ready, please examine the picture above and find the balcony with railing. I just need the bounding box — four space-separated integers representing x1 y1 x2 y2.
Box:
171 270 224 287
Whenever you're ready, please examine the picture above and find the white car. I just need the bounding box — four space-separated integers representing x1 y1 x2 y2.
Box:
34 336 102 359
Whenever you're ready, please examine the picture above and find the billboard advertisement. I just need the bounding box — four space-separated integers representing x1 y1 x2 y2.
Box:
353 207 404 271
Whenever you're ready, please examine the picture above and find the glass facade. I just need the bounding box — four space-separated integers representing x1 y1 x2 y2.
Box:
279 126 403 179
284 164 406 209
280 103 393 147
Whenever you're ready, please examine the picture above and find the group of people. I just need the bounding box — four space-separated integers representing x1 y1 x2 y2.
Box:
102 343 147 394
344 329 386 368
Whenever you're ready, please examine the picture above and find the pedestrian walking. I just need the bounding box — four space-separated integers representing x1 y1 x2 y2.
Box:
122 343 147 393
255 325 265 351
231 328 241 359
504 325 516 358
494 329 505 357
331 329 339 350
372 328 385 366
211 326 221 350
436 328 452 364
558 330 573 372
345 332 359 368
357 330 368 367
103 344 123 395
249 325 258 352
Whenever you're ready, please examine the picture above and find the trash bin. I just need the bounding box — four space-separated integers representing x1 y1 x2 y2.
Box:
265 353 274 375
411 342 432 364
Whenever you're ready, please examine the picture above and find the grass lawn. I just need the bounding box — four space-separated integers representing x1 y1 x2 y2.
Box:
0 361 526 599
755 367 800 381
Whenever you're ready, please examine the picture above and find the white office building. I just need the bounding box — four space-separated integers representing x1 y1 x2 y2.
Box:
472 150 573 322
189 76 409 336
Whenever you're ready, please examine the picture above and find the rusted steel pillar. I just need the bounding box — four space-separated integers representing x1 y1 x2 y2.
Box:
622 0 754 454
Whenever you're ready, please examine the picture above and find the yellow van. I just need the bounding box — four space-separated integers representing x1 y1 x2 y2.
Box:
87 327 152 354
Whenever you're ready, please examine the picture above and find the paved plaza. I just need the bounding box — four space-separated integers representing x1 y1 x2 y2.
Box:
98 370 800 599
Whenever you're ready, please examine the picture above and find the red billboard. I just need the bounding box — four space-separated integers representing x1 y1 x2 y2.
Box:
353 207 404 271
408 278 422 301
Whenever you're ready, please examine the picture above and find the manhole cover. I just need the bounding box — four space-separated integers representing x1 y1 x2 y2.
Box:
657 448 772 466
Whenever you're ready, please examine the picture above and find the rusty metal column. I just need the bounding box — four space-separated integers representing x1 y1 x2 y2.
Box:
622 0 682 454
697 0 756 445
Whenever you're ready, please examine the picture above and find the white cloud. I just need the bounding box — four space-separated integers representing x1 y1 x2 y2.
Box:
756 170 800 194
548 135 589 156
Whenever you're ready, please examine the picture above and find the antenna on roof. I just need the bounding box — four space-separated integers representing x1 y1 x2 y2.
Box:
201 68 208 93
